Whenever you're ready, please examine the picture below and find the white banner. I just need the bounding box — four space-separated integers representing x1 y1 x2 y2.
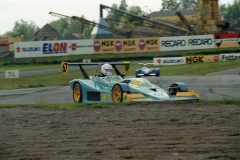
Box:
160 35 214 51
14 39 94 58
153 57 186 65
5 70 19 78
220 53 240 61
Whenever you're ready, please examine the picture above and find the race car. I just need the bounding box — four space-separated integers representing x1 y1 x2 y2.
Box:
61 62 200 103
135 63 160 77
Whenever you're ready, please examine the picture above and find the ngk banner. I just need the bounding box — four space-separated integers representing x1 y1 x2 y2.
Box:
160 35 214 51
153 57 186 65
185 55 220 64
93 37 160 54
14 39 94 58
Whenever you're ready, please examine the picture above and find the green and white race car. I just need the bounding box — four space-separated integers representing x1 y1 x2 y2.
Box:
61 62 200 103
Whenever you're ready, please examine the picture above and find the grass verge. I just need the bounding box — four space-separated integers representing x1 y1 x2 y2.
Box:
0 60 240 90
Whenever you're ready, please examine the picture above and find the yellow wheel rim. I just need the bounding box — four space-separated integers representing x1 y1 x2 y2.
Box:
73 85 80 102
112 86 121 102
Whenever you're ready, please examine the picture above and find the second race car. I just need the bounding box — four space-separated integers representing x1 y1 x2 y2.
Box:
135 63 160 77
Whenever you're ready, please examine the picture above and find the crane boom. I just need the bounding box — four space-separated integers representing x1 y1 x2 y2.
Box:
100 4 188 36
49 11 173 38
49 11 131 38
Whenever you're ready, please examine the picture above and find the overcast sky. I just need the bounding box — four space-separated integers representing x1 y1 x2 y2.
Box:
0 0 234 35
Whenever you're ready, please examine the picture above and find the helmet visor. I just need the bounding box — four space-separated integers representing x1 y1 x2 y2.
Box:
105 69 112 72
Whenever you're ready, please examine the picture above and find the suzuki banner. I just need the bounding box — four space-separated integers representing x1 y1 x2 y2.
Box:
14 39 94 58
153 57 186 65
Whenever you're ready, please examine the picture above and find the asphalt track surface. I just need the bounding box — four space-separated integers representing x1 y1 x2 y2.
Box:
0 67 240 104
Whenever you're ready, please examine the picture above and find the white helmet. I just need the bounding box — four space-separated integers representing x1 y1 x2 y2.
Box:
101 63 113 76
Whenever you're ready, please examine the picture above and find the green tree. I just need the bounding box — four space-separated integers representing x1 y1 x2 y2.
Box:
83 25 95 38
4 19 39 40
50 19 69 36
179 0 197 9
126 6 144 26
220 0 240 20
161 0 180 10
106 3 120 28
220 4 229 20
50 15 90 37
119 0 128 11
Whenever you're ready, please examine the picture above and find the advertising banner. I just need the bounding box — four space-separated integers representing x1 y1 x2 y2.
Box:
5 70 19 78
220 53 240 61
93 37 160 54
153 57 186 65
160 35 214 51
14 39 94 58
214 33 240 48
185 55 220 64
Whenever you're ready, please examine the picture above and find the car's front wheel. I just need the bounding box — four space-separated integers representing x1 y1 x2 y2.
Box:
73 83 82 103
112 84 123 102
136 75 141 78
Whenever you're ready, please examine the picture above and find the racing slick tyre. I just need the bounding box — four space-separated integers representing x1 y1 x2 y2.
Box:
112 84 123 102
168 84 182 95
156 73 159 77
73 83 82 103
136 75 141 78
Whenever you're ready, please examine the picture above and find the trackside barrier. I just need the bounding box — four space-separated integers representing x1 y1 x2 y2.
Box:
153 55 220 65
220 53 240 61
13 33 240 58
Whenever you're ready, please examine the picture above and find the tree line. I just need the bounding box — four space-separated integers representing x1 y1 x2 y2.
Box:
2 0 240 40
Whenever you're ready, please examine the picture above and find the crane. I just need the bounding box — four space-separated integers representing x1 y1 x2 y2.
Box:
100 4 189 36
49 11 132 38
49 11 175 38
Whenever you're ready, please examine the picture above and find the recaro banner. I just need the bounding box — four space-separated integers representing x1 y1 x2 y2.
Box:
93 37 160 54
160 35 214 51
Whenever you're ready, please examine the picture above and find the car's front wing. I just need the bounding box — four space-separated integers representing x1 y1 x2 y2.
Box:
122 90 200 102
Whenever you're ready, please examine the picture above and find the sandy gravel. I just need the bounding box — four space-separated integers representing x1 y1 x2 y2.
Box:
0 103 240 160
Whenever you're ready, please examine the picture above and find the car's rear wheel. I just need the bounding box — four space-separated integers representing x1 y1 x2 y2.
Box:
156 73 159 77
73 83 82 103
112 84 123 102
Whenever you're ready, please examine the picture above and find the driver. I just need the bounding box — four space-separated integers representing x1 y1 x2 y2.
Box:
142 63 147 67
101 63 113 77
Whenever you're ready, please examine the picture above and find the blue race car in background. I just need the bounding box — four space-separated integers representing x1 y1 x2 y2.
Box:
61 62 200 103
135 63 160 77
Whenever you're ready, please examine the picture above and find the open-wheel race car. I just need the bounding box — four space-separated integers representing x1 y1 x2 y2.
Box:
61 62 200 103
135 63 160 77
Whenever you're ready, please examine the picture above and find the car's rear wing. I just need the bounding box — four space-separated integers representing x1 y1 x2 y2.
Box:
138 63 155 65
61 61 130 79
